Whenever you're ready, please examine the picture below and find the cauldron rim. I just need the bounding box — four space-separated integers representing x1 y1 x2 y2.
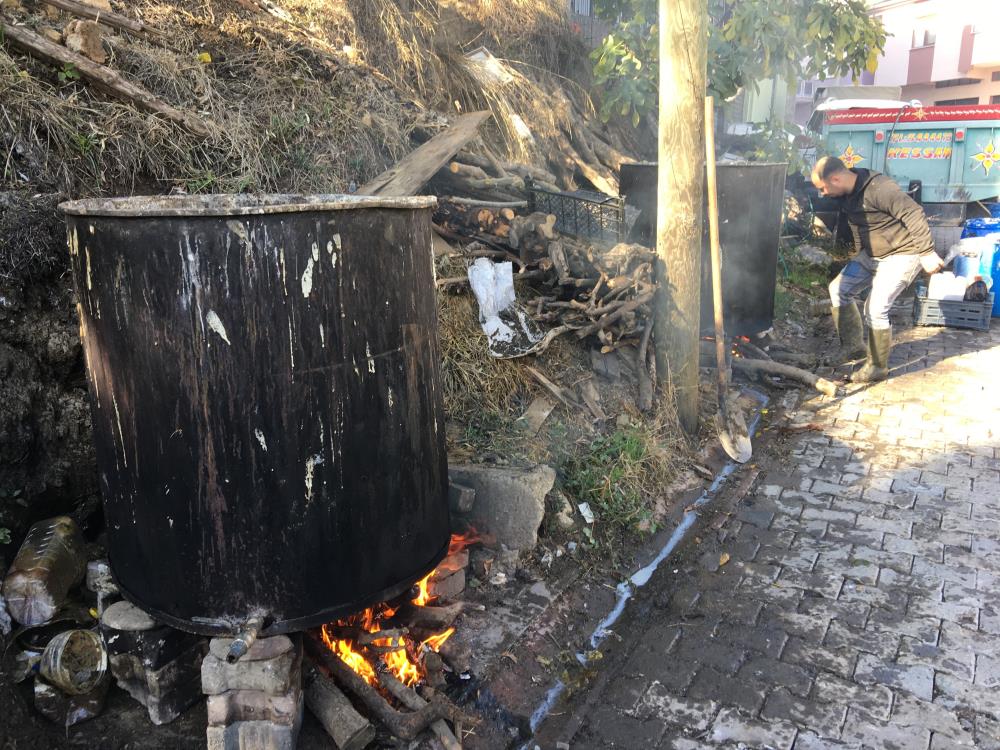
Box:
59 193 437 218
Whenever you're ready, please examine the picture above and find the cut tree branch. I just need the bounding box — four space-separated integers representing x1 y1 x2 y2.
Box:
0 21 212 137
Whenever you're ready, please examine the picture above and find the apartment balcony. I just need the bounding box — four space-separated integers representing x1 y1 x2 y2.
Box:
970 28 1000 68
907 45 935 85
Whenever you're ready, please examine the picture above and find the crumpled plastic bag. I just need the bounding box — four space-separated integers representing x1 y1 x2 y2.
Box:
467 258 544 358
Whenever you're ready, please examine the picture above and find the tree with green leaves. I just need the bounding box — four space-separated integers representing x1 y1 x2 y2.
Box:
591 0 886 126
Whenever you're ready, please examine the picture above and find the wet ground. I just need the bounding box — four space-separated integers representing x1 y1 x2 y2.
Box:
530 320 1000 749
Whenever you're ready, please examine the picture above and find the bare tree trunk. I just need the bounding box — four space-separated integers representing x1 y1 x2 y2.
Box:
653 0 707 435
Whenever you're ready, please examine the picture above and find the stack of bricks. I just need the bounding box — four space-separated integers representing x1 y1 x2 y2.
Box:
201 634 303 750
100 600 207 725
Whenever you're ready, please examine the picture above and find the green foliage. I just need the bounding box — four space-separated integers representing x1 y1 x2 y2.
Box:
562 426 659 536
590 0 886 126
58 63 81 84
728 120 818 176
0 527 10 545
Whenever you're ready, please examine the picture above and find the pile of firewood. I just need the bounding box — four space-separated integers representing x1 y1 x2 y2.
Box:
435 198 658 411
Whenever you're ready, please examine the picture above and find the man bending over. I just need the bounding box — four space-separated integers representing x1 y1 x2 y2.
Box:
811 156 943 383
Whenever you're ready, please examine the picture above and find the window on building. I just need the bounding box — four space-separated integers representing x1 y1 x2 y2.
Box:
571 0 592 15
797 81 814 97
935 78 981 88
935 97 980 106
993 71 1000 82
913 28 936 47
992 95 1000 104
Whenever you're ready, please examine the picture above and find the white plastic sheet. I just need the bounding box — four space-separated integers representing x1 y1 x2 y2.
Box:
467 258 544 358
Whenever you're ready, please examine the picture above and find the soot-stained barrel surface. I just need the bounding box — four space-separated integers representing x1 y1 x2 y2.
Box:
60 194 450 636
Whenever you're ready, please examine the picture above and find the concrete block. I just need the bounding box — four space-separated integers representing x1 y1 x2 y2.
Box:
208 635 294 663
448 480 475 514
207 686 302 727
109 640 207 724
448 463 555 551
429 567 466 602
206 712 302 750
202 642 301 696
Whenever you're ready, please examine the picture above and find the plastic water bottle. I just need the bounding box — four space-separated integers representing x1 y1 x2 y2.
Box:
1 516 86 626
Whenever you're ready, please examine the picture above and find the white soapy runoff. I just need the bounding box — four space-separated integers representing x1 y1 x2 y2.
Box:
206 310 231 345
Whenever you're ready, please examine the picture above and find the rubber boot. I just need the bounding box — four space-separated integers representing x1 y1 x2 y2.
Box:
830 303 867 363
850 327 891 383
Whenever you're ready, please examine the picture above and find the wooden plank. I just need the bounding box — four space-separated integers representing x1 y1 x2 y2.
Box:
0 21 213 138
358 111 492 197
36 0 168 39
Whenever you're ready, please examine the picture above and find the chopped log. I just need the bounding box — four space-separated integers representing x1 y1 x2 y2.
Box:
449 162 490 181
735 339 773 361
574 292 654 339
304 665 376 750
455 150 497 174
396 602 465 630
526 365 583 410
435 269 545 290
504 162 559 186
422 651 448 691
636 323 654 412
358 111 491 197
358 628 409 646
0 22 213 137
304 636 459 741
442 197 527 208
380 673 462 750
36 0 168 39
438 639 472 674
555 132 618 196
731 358 840 397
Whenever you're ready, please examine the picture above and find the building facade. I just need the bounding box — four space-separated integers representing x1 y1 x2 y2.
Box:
788 0 1000 126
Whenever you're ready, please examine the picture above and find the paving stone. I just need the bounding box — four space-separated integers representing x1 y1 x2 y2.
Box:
713 621 787 659
890 692 976 747
854 652 934 701
782 636 857 680
882 533 944 563
907 595 979 628
897 635 975 681
686 666 768 715
707 706 797 749
587 703 668 748
866 610 940 644
811 672 892 721
793 730 862 749
738 656 813 697
824 620 899 660
762 686 847 740
839 706 931 750
798 597 870 630
631 681 717 732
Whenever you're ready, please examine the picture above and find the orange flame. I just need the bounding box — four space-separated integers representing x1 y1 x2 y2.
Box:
448 527 483 556
321 623 378 686
321 530 478 689
421 626 455 652
412 572 435 607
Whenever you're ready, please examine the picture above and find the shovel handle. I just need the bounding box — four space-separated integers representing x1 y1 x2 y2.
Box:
704 96 728 396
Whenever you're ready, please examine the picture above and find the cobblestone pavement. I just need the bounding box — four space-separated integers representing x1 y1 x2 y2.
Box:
535 321 1000 750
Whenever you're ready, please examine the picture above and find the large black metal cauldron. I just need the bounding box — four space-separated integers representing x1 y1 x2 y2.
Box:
61 194 450 636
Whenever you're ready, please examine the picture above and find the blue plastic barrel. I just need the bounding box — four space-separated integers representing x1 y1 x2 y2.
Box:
987 203 1000 219
959 219 1000 317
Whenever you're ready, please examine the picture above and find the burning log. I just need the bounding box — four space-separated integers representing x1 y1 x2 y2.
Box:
304 636 462 741
396 601 465 631
304 665 376 750
380 672 462 750
731 358 840 397
437 639 472 675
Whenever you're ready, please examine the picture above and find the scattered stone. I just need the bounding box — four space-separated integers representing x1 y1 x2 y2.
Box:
102 599 207 724
110 641 206 725
62 20 106 64
429 567 466 601
0 0 24 10
550 490 576 529
795 244 834 267
447 479 475 514
34 674 109 728
80 0 113 10
102 600 157 631
449 463 555 551
41 28 64 44
0 592 11 636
